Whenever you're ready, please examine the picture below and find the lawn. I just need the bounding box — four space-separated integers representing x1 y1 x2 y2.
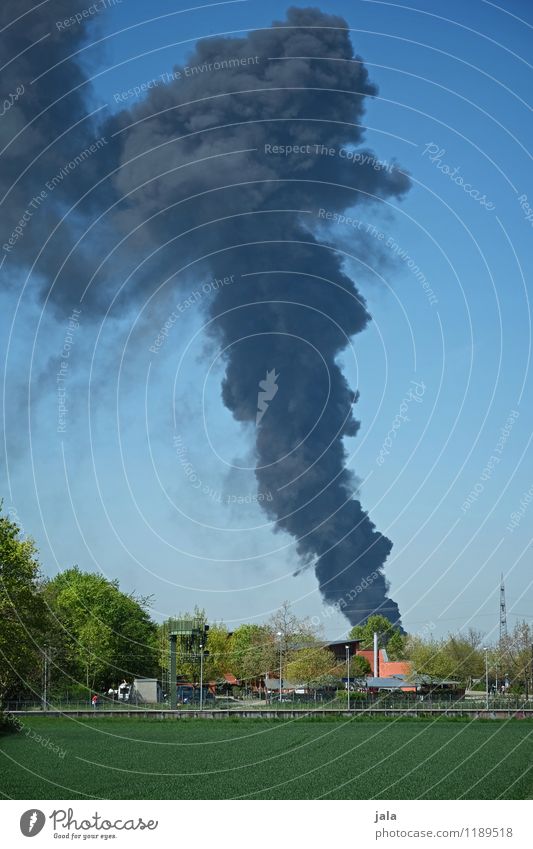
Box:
1 717 531 800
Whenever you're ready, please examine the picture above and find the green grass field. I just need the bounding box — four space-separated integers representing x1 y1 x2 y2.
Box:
1 717 531 800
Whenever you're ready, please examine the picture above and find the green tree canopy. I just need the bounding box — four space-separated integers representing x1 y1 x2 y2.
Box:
0 508 48 703
285 647 339 688
442 634 484 686
203 623 230 682
228 624 274 683
45 567 158 691
348 615 402 649
349 654 372 678
498 620 533 692
386 630 407 660
405 636 458 683
404 629 487 687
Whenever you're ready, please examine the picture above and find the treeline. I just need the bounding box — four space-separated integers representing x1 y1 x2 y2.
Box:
158 602 360 690
1 507 532 705
0 509 159 704
407 627 533 693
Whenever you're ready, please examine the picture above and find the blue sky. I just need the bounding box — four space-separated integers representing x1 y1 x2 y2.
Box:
1 0 532 640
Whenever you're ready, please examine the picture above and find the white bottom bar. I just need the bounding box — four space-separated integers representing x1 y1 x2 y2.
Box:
2 800 531 847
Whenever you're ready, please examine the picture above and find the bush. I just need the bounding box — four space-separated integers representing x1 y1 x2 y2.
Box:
63 684 92 701
335 689 367 702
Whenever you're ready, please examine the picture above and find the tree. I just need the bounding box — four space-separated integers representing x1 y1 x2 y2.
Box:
442 634 483 686
77 618 114 691
405 636 457 684
387 630 407 660
349 654 372 678
0 508 49 704
45 567 159 691
285 647 339 689
203 623 230 682
499 621 533 693
228 624 274 683
348 615 401 649
269 600 319 655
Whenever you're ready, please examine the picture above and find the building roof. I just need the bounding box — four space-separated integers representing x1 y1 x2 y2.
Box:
364 677 410 689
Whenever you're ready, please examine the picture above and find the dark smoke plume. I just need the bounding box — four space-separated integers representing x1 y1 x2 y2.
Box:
2 5 410 625
0 0 115 306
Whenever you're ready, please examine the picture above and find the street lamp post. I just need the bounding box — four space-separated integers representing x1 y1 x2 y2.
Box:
345 645 350 711
42 645 49 711
199 643 204 711
484 647 489 711
277 631 283 704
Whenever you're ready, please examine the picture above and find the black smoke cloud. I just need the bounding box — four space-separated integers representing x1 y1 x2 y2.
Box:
2 5 410 625
0 0 116 307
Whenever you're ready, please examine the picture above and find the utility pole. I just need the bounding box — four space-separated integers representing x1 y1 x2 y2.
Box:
199 643 204 711
484 647 489 711
42 646 49 710
169 635 177 709
498 574 508 700
530 644 533 705
277 631 283 703
345 645 350 711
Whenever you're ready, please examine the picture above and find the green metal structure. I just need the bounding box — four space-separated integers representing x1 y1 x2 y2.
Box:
167 618 209 708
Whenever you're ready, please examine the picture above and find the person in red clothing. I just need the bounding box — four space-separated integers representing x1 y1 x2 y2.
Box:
91 694 98 709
